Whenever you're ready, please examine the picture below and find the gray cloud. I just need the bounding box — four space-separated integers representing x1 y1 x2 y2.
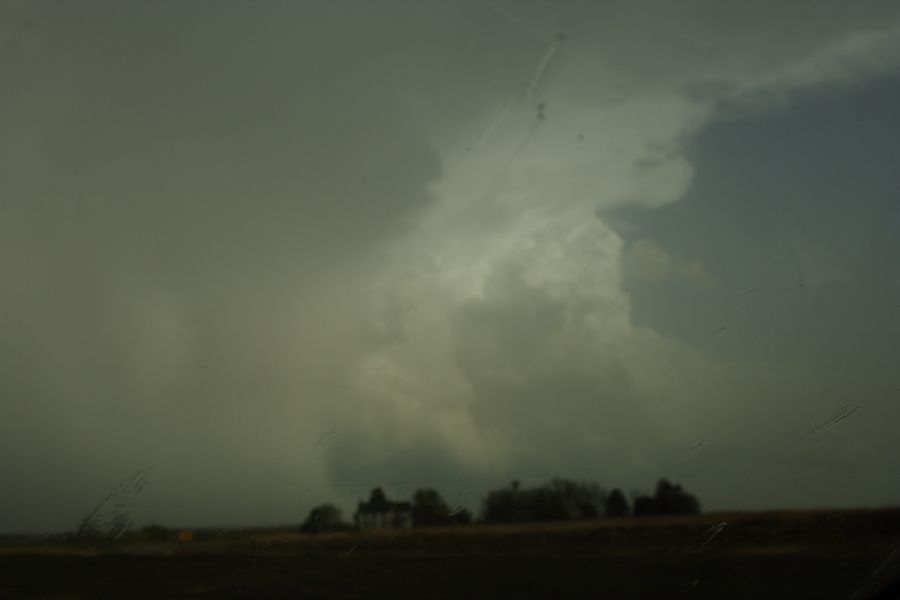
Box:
622 238 714 287
2 1 900 532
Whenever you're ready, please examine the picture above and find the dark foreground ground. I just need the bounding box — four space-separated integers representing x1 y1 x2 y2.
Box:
3 509 900 599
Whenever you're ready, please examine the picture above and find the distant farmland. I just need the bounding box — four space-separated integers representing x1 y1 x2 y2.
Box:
2 508 900 598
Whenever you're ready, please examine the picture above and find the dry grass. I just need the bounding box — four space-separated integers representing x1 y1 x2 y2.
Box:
4 507 899 559
4 509 900 598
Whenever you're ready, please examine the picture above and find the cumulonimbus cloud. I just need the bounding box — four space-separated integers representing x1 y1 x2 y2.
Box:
2 1 900 530
329 7 900 509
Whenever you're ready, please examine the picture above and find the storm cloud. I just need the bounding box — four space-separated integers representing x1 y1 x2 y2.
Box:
2 1 900 532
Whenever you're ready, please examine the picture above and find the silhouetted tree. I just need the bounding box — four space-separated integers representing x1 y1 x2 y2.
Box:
545 478 603 519
481 478 605 523
532 485 570 521
632 479 701 516
604 488 629 517
482 483 522 523
412 488 449 526
367 487 389 509
654 479 701 514
632 495 657 516
300 503 348 533
411 488 473 527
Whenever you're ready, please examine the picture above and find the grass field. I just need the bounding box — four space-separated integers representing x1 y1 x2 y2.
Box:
2 508 900 598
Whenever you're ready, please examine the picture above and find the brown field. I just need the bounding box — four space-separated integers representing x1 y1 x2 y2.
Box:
2 508 900 598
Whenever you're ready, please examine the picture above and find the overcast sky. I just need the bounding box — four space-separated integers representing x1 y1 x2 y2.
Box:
2 0 900 533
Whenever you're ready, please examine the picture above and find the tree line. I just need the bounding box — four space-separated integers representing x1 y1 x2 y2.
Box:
299 477 701 533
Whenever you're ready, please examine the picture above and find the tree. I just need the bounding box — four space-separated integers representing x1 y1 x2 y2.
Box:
482 482 524 523
654 479 701 515
412 488 472 527
632 479 701 516
300 503 348 533
550 478 604 518
411 488 450 527
481 479 605 523
604 488 629 517
367 487 389 509
632 495 656 516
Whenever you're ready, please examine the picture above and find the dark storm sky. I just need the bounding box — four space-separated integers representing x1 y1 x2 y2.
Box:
2 1 900 532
